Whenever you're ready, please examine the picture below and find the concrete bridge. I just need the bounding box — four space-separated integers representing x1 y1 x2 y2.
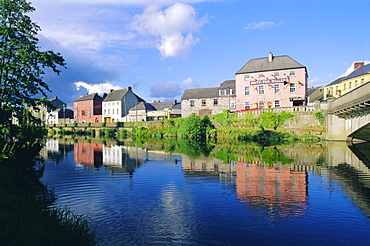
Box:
326 82 370 141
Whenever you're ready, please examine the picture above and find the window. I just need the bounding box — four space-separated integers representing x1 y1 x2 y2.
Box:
274 84 280 94
244 75 250 80
290 83 296 93
355 80 358 87
202 100 206 107
190 100 194 107
81 110 86 116
343 83 346 90
104 109 106 115
289 71 296 76
258 85 265 94
259 101 264 109
244 102 250 109
274 72 280 78
244 86 250 95
230 89 236 95
275 100 280 108
213 99 218 106
219 89 226 96
259 74 265 79
349 82 352 89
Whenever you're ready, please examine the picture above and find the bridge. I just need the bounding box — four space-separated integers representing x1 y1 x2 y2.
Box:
326 82 370 141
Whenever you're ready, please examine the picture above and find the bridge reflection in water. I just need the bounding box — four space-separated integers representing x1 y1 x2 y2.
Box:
41 139 370 221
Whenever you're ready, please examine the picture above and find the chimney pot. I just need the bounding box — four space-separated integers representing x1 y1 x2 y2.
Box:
127 86 132 90
268 52 273 62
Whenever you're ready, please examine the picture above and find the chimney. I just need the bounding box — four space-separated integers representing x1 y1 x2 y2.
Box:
354 62 364 70
109 89 114 93
127 86 132 90
268 52 273 62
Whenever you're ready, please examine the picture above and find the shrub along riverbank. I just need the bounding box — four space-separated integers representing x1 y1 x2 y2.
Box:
47 110 323 145
0 123 98 245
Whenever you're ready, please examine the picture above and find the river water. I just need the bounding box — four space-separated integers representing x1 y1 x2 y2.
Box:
40 139 370 246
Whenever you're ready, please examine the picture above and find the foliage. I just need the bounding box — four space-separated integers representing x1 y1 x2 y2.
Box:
73 122 78 127
314 112 325 124
87 122 91 127
0 133 98 245
0 0 66 125
101 122 106 127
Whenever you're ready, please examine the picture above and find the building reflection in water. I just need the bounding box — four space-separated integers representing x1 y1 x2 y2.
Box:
74 142 103 168
236 161 307 219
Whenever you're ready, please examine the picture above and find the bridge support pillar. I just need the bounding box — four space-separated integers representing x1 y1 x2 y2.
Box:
326 114 347 141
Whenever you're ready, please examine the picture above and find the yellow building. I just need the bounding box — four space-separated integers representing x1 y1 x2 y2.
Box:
324 62 370 100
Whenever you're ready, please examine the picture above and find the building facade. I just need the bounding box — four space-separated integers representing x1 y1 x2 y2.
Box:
324 62 370 100
235 53 308 111
102 87 144 122
128 100 182 121
73 93 103 123
181 80 236 117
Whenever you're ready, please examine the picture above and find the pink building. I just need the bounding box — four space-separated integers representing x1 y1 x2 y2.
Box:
73 93 103 123
235 52 308 111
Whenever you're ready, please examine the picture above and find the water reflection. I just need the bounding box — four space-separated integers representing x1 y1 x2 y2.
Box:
41 138 370 220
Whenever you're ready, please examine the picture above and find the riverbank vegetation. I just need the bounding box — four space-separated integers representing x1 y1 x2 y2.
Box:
0 1 98 244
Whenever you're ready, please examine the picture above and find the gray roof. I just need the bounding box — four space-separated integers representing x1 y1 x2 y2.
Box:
150 101 179 110
308 87 324 102
103 89 128 102
49 96 65 108
103 88 145 102
74 93 103 102
219 80 236 89
345 63 370 80
130 102 156 111
181 87 219 100
236 55 305 74
327 76 345 86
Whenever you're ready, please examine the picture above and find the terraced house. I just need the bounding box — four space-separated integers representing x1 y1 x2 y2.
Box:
324 62 370 100
102 87 144 122
235 52 308 111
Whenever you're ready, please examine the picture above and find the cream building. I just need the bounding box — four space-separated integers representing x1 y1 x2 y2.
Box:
324 62 370 100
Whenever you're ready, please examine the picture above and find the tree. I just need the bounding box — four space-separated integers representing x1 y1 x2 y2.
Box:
0 0 66 125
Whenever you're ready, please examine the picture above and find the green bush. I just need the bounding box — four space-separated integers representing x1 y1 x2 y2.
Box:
101 122 106 127
87 122 91 127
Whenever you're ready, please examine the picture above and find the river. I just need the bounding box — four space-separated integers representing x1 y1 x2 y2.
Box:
40 139 370 245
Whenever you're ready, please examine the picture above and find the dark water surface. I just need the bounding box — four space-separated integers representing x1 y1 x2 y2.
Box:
41 140 370 245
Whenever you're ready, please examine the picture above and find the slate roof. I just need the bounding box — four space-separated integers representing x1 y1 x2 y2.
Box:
49 96 65 109
344 63 370 80
327 76 345 86
308 87 324 102
74 93 103 102
103 88 145 102
219 80 236 89
130 102 156 111
236 55 305 74
181 87 219 100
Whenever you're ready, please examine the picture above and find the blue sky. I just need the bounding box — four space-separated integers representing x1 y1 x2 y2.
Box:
30 0 370 107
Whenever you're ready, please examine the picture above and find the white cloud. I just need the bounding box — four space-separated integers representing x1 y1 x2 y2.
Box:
181 77 197 88
75 81 122 95
243 21 279 30
149 80 182 98
129 3 207 57
309 77 319 84
341 60 370 77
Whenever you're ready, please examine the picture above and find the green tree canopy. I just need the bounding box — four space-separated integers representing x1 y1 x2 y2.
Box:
0 0 66 124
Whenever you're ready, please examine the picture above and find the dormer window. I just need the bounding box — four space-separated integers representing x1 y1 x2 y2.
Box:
219 89 227 96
